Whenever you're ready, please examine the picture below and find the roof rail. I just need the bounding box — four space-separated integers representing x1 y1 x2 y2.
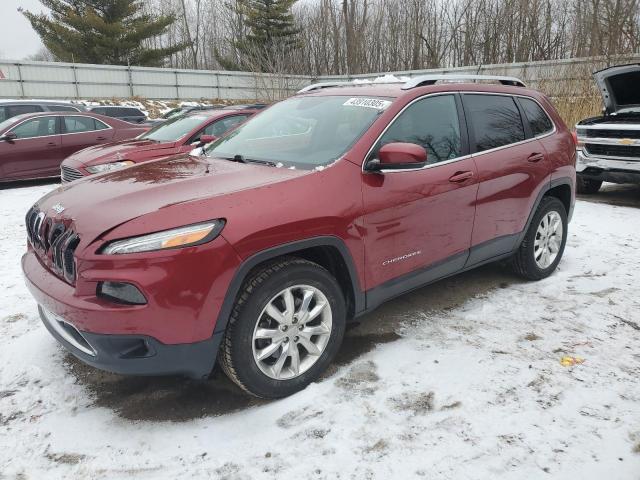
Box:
402 74 526 89
297 82 355 93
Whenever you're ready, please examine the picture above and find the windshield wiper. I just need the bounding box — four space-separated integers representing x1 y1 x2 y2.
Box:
217 154 277 167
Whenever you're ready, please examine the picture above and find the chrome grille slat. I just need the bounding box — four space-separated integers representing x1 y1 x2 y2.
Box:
585 143 640 159
61 166 84 183
25 207 80 284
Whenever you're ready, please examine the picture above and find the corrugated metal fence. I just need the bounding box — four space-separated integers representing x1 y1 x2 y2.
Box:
1 54 639 101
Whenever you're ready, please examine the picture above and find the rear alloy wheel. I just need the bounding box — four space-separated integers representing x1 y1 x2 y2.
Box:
576 175 602 194
511 196 568 280
219 257 346 398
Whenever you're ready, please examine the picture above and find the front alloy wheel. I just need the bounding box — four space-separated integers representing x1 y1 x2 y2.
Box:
219 257 346 398
252 285 333 380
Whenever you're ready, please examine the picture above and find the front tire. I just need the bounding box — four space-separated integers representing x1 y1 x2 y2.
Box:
219 257 346 398
577 175 602 194
511 196 568 280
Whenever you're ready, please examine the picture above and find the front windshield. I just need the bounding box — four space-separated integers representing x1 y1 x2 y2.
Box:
141 114 207 142
205 95 391 169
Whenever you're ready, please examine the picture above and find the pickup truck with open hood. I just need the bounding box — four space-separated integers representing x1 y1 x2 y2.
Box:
575 64 640 193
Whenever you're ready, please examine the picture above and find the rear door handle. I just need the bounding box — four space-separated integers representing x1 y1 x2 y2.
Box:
96 136 107 141
46 142 57 147
527 152 545 163
449 171 474 183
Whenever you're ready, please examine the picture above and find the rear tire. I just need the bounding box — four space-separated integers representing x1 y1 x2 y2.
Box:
577 175 602 194
511 196 568 280
219 257 346 398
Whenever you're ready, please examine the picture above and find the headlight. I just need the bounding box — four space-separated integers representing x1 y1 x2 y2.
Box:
101 220 225 254
86 160 134 174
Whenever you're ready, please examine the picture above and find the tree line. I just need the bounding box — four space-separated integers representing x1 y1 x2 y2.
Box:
22 0 640 75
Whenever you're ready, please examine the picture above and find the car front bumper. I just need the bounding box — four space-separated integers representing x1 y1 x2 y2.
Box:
38 305 222 379
576 150 640 183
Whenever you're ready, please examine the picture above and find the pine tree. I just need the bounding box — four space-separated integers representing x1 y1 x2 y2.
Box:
21 0 189 67
219 0 300 72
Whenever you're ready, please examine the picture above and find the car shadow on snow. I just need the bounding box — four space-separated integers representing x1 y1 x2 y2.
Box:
65 262 521 423
578 183 640 208
0 178 60 190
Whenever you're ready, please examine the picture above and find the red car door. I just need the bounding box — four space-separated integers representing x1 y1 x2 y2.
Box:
60 116 113 158
361 94 478 293
462 94 550 262
0 116 62 181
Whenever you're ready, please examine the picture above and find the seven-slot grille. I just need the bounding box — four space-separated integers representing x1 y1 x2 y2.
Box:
582 129 640 139
61 165 84 183
585 143 640 159
26 207 80 284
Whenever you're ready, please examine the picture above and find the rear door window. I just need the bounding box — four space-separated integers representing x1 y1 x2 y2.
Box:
373 94 462 164
519 98 553 137
64 116 97 133
10 117 58 139
464 94 525 152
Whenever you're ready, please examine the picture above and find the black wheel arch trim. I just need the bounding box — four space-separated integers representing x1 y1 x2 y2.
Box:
514 176 574 251
212 235 365 335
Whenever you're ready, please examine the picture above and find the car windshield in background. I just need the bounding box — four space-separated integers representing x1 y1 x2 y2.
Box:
204 96 391 169
140 115 208 142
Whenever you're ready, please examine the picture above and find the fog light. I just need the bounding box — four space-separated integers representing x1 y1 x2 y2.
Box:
97 281 147 305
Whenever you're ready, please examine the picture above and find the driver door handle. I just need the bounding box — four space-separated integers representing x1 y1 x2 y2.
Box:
449 171 474 183
527 152 545 163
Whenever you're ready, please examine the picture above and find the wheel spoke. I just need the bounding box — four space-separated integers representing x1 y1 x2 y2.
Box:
255 327 284 340
548 237 560 253
306 300 327 323
301 323 331 337
535 246 544 260
256 339 284 361
289 345 300 376
265 303 285 323
271 342 290 378
298 335 321 356
296 289 315 323
283 288 295 322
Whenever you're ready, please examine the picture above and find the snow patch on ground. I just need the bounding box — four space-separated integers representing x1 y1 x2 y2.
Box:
1 184 639 479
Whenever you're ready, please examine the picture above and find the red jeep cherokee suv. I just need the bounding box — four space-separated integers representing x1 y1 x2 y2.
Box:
22 75 576 398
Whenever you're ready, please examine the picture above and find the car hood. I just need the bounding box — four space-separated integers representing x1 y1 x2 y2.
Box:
594 64 640 115
34 154 308 243
67 139 177 167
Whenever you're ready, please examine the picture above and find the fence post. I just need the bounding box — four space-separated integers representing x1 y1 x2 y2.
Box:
175 70 180 100
215 72 220 100
16 63 25 98
71 64 80 99
128 63 134 97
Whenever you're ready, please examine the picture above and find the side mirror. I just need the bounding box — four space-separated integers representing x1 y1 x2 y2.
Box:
199 134 217 146
0 132 17 143
368 142 427 171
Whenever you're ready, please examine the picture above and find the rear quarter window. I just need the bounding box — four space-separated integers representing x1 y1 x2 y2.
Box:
519 98 553 137
464 94 525 152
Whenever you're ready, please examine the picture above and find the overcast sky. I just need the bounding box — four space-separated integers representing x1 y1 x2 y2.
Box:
1 0 49 59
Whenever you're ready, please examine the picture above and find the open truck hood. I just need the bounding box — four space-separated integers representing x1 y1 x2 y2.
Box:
594 64 640 115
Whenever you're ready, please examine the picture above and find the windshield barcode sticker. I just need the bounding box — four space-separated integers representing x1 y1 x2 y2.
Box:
343 98 392 110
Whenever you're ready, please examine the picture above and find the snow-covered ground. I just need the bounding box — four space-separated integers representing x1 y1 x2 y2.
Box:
1 183 639 480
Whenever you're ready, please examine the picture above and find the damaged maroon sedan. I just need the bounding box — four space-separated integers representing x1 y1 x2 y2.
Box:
0 112 148 183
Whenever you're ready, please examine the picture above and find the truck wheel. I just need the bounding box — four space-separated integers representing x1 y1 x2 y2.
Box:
219 257 346 398
511 196 567 280
577 175 602 194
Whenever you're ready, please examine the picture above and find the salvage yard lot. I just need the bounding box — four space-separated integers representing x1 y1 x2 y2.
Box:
1 182 639 479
